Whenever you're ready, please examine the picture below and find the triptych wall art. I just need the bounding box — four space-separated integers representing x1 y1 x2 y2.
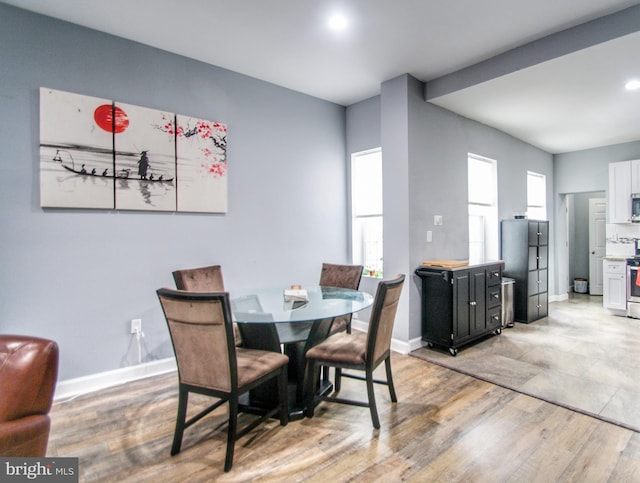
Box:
39 87 228 213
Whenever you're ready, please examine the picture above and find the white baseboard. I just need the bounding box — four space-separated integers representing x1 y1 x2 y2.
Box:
54 357 177 402
351 319 419 355
55 323 422 402
549 292 569 303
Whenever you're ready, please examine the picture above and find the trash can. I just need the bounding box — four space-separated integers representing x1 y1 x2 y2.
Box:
501 277 515 328
574 278 588 293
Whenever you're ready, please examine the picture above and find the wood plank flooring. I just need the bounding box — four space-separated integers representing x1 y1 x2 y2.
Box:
48 352 640 482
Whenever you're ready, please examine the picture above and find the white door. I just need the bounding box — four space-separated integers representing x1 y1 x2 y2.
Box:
589 198 606 295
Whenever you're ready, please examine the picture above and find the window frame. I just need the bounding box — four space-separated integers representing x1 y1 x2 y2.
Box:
527 171 547 220
350 148 383 278
468 153 499 263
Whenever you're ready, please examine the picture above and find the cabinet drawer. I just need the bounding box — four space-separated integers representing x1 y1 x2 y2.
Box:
487 267 502 286
604 261 626 275
487 286 501 308
528 246 548 270
487 306 501 328
528 269 548 295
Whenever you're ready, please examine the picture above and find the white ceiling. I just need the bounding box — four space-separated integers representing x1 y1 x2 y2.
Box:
3 0 640 153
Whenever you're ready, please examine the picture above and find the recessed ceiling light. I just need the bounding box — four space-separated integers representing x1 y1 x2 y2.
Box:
625 79 640 91
328 14 348 31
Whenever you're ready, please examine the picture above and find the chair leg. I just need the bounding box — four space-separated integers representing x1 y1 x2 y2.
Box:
366 370 380 429
304 361 319 418
334 367 342 393
171 388 189 455
385 357 397 403
278 366 289 426
224 396 238 472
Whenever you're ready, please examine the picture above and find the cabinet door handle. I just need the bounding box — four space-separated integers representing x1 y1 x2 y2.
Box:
469 301 477 306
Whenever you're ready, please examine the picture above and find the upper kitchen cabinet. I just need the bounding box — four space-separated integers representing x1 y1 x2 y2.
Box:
632 160 640 193
609 160 640 223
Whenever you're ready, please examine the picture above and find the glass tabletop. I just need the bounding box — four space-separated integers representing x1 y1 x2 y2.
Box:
231 286 374 324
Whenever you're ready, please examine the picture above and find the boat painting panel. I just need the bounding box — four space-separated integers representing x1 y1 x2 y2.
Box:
39 88 115 209
175 115 228 213
113 103 176 211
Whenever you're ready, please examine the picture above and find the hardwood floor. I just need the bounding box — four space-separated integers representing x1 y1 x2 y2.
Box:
48 351 640 481
413 293 640 432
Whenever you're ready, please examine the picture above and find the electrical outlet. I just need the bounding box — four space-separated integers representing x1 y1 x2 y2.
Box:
131 318 142 334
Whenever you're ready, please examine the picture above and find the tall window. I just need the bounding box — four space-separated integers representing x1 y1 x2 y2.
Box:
527 171 547 220
468 154 498 263
351 148 383 277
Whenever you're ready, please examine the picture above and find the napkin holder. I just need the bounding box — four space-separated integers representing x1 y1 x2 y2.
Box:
284 288 309 303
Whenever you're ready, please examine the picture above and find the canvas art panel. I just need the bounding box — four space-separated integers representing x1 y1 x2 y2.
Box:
175 115 228 213
114 102 176 211
39 87 228 214
40 88 115 209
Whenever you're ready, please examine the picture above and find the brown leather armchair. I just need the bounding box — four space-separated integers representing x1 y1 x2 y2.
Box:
0 335 59 457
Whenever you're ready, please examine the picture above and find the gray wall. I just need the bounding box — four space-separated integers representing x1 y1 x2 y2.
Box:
407 91 553 340
347 74 553 342
553 140 640 293
0 4 348 380
554 141 640 195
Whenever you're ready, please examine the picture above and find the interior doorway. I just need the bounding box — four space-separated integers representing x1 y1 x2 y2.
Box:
588 197 606 295
565 191 606 295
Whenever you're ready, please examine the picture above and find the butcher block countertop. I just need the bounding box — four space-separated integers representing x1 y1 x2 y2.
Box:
418 260 504 271
422 260 469 268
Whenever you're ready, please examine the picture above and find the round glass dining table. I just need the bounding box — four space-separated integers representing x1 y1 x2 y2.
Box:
231 286 374 342
230 286 374 419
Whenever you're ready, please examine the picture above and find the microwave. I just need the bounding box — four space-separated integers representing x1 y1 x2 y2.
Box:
633 194 640 222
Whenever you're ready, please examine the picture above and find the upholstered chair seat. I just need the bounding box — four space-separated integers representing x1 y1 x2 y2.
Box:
305 274 405 429
157 288 289 472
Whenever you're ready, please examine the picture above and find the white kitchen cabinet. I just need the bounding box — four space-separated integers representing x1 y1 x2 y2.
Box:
631 159 640 193
603 259 626 313
609 161 631 223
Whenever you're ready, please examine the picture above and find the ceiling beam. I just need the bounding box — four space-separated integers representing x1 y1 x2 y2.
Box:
425 4 640 100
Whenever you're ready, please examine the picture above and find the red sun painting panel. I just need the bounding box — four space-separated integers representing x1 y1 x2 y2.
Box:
39 87 115 209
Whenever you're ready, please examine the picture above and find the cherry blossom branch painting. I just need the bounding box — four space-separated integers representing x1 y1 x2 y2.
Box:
156 114 228 213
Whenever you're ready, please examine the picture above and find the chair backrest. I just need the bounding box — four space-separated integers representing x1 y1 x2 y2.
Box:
157 289 236 392
0 335 59 422
319 263 363 290
172 264 225 292
366 274 405 365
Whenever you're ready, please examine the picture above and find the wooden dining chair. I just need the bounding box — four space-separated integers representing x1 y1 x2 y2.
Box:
157 288 289 472
304 274 405 429
172 264 242 346
172 264 225 292
318 263 364 334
